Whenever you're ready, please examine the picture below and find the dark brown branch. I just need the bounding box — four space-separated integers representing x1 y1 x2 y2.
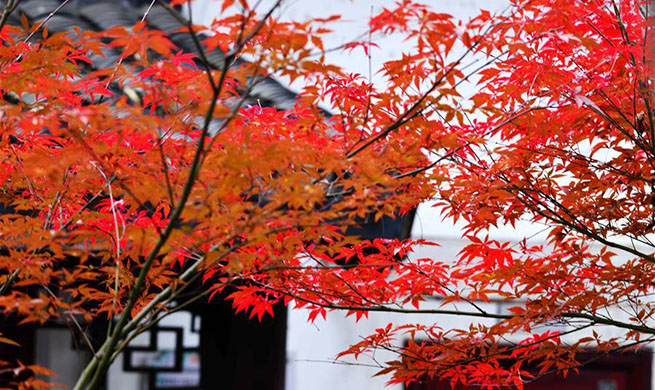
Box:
257 282 655 335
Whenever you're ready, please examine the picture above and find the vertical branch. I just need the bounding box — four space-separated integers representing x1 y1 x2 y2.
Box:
644 1 655 150
0 0 19 32
643 0 655 230
158 137 176 209
74 2 284 389
359 5 374 142
94 165 123 335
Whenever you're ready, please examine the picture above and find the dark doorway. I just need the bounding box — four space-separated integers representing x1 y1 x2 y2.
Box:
407 350 652 390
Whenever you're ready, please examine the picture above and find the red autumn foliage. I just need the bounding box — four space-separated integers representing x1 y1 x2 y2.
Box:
0 0 654 389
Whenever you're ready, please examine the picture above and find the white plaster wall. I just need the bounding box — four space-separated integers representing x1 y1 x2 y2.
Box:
189 0 507 89
34 328 90 389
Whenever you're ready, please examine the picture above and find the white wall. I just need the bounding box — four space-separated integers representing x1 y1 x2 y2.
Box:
35 328 90 389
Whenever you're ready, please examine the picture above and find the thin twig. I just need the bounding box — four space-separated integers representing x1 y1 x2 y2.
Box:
94 165 123 335
22 0 70 42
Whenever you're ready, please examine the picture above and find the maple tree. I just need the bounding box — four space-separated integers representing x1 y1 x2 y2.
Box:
1 0 655 389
